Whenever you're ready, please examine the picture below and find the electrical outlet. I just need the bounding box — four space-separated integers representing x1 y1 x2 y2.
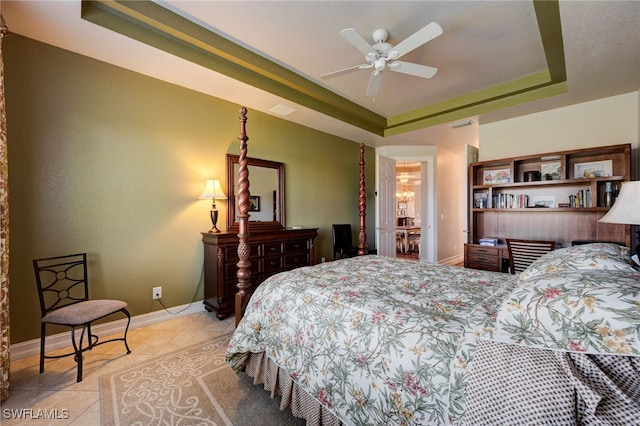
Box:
152 286 162 300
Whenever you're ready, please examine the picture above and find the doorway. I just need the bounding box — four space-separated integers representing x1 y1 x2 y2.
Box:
376 146 437 263
396 161 421 260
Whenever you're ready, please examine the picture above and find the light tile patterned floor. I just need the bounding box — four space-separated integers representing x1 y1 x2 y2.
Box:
2 310 235 425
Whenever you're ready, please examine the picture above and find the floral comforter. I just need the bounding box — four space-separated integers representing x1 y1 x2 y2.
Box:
225 256 516 425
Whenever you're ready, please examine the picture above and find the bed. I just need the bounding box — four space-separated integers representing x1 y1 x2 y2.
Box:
225 108 640 425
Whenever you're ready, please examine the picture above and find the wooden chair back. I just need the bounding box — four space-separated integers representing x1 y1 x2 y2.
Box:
506 239 556 274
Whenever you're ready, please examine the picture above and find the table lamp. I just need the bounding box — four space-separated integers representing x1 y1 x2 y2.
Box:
199 179 226 233
598 180 640 266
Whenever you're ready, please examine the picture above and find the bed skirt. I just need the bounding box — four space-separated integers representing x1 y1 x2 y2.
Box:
245 351 343 426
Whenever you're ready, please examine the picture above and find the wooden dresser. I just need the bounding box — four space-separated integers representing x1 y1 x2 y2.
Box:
201 227 318 319
464 244 509 272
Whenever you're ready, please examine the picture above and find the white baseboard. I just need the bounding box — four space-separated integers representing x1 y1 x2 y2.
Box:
438 253 464 266
10 301 206 360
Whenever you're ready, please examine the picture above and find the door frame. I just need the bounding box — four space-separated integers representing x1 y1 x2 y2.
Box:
376 146 437 263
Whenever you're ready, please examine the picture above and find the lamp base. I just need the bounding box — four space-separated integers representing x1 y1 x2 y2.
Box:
208 208 220 233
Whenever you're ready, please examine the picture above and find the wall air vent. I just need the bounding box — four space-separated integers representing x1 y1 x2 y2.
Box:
449 120 473 129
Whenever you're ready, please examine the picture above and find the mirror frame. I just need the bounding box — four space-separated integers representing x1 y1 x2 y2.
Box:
226 154 285 232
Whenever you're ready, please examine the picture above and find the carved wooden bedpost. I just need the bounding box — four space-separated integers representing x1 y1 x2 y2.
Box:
235 107 251 326
358 143 368 255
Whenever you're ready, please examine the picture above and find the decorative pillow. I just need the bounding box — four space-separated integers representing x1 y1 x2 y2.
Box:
485 269 640 356
519 243 633 280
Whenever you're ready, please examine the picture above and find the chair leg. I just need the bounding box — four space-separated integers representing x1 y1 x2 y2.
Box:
122 308 132 354
71 325 87 383
39 323 46 374
87 323 97 349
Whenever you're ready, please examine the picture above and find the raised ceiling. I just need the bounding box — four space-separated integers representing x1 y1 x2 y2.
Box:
3 1 639 148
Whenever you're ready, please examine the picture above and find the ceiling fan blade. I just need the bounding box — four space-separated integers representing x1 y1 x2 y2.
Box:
366 70 383 97
388 61 438 79
390 22 443 59
340 28 377 57
320 63 372 80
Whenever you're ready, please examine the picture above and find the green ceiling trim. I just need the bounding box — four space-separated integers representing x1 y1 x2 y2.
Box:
81 0 566 138
387 71 552 127
384 81 568 136
533 0 566 82
81 0 387 134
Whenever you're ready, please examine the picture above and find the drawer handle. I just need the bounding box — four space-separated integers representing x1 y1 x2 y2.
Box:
269 247 277 252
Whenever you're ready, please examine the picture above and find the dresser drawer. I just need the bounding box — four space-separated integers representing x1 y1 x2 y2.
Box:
263 255 284 273
284 239 308 253
466 261 501 272
284 252 309 270
262 242 283 256
466 245 499 256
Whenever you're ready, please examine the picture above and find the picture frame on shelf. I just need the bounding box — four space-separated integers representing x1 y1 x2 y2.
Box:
249 195 261 212
541 161 561 180
574 160 613 179
473 192 489 208
482 168 511 185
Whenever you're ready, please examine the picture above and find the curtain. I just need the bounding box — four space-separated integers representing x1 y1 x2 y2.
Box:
0 14 10 402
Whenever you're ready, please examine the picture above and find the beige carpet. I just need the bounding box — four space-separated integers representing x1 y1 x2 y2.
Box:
99 333 305 425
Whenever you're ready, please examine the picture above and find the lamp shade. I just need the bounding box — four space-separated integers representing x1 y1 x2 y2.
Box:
598 181 640 225
198 179 226 200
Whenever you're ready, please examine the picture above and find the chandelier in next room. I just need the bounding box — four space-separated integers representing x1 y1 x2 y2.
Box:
396 163 415 203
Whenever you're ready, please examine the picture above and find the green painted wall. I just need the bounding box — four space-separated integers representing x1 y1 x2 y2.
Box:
5 34 375 344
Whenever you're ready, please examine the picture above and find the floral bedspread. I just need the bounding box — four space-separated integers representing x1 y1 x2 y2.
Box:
226 256 516 425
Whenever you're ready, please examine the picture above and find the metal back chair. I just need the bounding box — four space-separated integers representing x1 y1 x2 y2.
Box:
332 224 358 260
33 253 131 382
506 239 556 274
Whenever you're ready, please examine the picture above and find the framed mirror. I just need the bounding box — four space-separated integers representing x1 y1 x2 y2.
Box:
226 154 285 232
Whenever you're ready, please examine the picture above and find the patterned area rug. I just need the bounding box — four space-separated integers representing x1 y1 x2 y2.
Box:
99 333 304 425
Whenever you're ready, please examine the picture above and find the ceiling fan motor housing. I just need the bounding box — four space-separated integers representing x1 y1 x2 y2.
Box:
372 28 389 43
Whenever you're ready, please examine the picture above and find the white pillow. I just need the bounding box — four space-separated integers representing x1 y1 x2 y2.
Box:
519 243 633 280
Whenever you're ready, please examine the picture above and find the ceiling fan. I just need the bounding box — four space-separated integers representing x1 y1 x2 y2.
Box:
321 23 443 97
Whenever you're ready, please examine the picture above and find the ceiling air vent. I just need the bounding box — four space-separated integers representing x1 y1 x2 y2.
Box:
270 104 297 116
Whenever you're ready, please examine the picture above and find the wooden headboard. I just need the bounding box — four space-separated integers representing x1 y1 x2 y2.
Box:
234 108 368 325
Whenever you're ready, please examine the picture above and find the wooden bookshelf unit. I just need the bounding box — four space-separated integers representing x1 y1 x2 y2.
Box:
465 144 631 271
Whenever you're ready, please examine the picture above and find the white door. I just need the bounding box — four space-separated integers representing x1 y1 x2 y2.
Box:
376 155 397 257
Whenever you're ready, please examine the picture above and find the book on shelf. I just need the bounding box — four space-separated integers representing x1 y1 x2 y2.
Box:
492 193 529 208
479 238 498 246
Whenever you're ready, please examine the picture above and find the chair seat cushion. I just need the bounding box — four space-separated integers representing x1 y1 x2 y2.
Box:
42 299 127 325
